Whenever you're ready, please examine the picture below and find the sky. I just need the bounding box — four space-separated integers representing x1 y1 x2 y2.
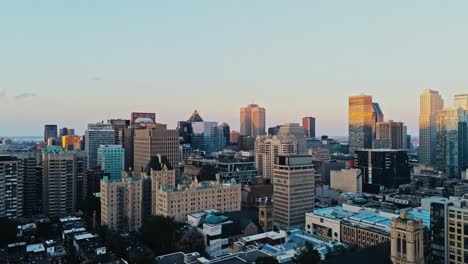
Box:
1 1 467 137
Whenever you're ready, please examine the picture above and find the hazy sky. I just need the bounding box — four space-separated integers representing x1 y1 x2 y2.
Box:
1 1 467 137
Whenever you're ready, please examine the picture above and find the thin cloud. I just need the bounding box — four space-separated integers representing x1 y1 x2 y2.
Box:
15 92 36 100
0 88 5 97
92 77 101 81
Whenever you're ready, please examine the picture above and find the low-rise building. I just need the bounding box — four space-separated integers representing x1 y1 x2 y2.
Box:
330 168 362 194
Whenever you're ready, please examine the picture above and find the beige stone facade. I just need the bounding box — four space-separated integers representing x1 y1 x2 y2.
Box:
330 169 362 194
391 211 424 264
133 124 180 174
255 135 297 180
100 175 143 232
341 222 390 248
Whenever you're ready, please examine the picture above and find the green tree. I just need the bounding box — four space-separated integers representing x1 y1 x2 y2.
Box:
294 241 321 264
255 256 279 264
140 215 178 255
0 217 17 247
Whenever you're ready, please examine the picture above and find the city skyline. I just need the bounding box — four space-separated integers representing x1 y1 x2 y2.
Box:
1 1 468 136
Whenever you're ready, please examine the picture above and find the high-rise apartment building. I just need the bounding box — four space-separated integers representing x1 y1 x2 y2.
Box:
44 124 58 143
85 123 115 169
255 135 298 180
374 120 406 149
302 116 316 138
240 104 266 138
108 119 130 145
354 149 411 193
42 146 86 217
419 89 444 166
349 95 374 153
97 145 125 181
273 155 315 229
0 156 22 219
390 211 425 264
133 124 180 174
100 174 143 232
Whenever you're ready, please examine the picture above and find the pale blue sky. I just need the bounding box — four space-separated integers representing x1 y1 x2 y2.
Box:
0 1 467 136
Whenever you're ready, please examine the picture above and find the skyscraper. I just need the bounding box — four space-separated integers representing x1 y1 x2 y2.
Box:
240 104 266 138
44 124 58 143
133 124 180 174
255 135 298 180
0 156 22 219
372 102 384 138
191 121 226 153
108 119 130 145
97 145 125 181
348 95 374 153
436 103 467 177
419 89 444 166
374 120 405 149
278 123 307 154
454 94 468 109
220 122 230 145
273 155 315 229
42 146 86 217
85 123 115 169
302 116 316 138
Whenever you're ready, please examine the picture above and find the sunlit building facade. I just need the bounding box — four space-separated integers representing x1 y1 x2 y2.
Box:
349 95 374 153
419 89 444 166
240 104 266 138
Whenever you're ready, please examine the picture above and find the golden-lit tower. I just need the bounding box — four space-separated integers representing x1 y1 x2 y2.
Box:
348 94 374 153
419 89 444 166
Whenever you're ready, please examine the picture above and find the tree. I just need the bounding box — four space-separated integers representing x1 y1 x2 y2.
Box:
294 241 321 264
140 215 178 256
0 217 17 247
255 256 279 264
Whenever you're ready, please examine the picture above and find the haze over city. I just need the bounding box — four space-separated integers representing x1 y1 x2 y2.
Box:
1 1 468 136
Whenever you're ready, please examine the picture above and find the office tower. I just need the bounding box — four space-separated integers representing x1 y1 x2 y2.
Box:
436 106 468 177
191 121 226 153
390 211 425 264
454 94 468 109
240 104 266 138
108 119 130 145
42 146 86 217
97 145 125 181
177 121 193 145
419 89 444 166
422 197 452 264
374 120 405 149
188 110 204 122
62 135 82 150
229 131 240 145
122 127 135 170
348 95 374 153
273 155 315 229
267 125 282 136
445 197 468 264
0 156 22 219
220 122 230 145
302 116 316 138
44 125 58 143
131 112 156 125
372 103 384 138
133 124 180 174
255 135 298 180
86 169 109 198
100 175 143 232
278 123 307 154
85 123 115 169
354 149 411 193
59 127 75 137
330 169 362 194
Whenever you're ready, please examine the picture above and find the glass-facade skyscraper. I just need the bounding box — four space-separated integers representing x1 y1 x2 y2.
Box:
240 104 266 138
419 89 444 166
85 123 115 169
348 95 374 153
97 145 125 181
